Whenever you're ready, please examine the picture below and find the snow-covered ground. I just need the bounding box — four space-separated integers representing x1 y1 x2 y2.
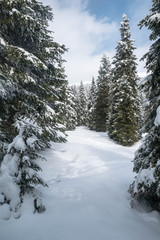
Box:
1 127 160 240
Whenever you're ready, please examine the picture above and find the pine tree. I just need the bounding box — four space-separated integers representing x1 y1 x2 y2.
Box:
87 77 97 130
94 54 112 132
108 14 140 146
129 0 160 211
0 0 67 217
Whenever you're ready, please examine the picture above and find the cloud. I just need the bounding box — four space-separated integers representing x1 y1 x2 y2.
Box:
128 0 151 77
44 0 118 84
135 44 150 78
43 0 151 83
55 0 88 11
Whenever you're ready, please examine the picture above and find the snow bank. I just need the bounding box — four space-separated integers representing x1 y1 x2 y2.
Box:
0 154 21 215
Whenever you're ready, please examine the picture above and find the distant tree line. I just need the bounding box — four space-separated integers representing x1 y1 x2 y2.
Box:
71 14 141 147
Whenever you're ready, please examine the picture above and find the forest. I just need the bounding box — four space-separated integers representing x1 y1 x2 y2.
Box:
0 0 160 239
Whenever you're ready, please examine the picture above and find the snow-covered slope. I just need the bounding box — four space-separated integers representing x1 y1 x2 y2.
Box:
1 127 160 240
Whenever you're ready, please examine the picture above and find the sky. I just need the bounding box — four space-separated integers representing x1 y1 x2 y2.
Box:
42 0 152 84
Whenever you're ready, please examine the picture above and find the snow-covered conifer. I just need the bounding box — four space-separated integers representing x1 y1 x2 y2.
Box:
0 0 67 217
129 0 160 211
94 54 112 132
64 86 77 130
77 81 87 126
139 75 152 133
108 14 140 146
87 77 97 130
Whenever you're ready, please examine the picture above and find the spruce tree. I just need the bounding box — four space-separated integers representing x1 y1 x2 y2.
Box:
71 85 80 126
0 0 67 217
64 85 77 130
129 0 160 211
95 54 112 132
108 14 140 146
77 81 87 126
87 77 97 130
139 75 152 133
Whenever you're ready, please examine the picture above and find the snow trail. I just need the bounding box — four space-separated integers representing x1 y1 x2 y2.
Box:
1 127 160 240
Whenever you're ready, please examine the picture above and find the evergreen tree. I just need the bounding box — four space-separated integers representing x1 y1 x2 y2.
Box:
129 0 160 211
95 54 112 132
77 81 87 126
70 85 80 126
0 0 67 217
64 85 77 130
87 77 97 130
108 14 140 146
139 75 152 133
